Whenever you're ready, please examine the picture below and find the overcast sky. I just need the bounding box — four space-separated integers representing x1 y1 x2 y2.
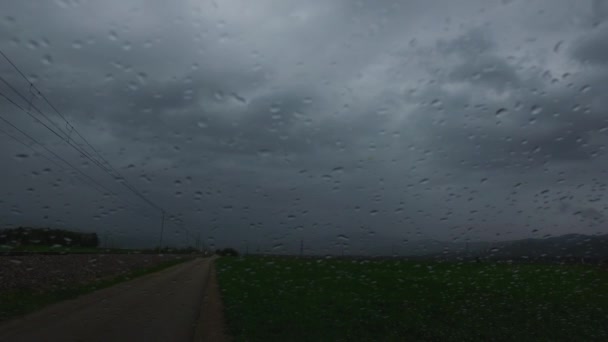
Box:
1 0 608 252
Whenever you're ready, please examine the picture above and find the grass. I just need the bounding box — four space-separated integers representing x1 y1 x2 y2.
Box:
0 257 190 322
217 256 608 341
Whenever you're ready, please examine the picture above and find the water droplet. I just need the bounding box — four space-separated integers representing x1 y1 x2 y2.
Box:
231 93 247 104
4 16 16 26
553 40 563 53
42 54 52 65
269 103 281 113
495 108 508 117
197 120 208 128
431 99 442 108
258 149 271 157
530 105 542 115
27 40 40 50
136 72 147 84
580 85 591 93
337 234 350 241
72 40 83 49
108 30 118 41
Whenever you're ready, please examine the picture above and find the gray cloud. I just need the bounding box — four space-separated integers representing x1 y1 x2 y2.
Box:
1 0 608 251
571 25 608 65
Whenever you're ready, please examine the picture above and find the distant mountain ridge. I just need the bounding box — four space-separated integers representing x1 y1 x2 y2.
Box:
465 233 608 260
285 232 608 260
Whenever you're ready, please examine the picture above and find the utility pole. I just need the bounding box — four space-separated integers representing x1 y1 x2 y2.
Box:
197 230 201 251
181 221 187 248
158 210 165 250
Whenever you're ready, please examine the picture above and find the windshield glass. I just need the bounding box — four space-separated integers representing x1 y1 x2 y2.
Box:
1 1 607 341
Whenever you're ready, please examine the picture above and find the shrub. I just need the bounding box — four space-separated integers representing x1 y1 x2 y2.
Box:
216 247 239 257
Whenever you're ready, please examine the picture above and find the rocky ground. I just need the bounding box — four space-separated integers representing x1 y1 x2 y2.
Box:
0 254 186 293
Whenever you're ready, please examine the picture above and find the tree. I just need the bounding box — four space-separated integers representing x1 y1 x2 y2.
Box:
216 247 239 257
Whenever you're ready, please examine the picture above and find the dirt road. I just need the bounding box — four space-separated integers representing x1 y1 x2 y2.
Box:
0 257 229 342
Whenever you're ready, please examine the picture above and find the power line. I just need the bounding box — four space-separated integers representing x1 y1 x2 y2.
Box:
0 94 159 220
0 75 71 142
0 76 162 212
0 76 125 177
0 124 66 172
0 49 196 245
0 85 119 186
0 83 79 150
0 90 128 194
0 113 115 199
0 50 158 206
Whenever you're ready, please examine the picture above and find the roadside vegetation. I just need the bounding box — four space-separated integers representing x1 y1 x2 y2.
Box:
217 256 608 341
0 227 99 248
0 227 208 322
0 245 205 254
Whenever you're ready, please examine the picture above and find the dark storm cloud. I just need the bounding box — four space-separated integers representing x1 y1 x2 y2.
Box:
437 28 495 56
105 81 325 157
2 0 608 249
447 54 521 90
591 0 608 26
401 26 608 173
571 25 608 65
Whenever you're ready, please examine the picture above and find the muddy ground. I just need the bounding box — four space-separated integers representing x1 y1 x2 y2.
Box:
0 254 187 293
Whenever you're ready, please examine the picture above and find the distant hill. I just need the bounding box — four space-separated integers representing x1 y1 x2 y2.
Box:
282 232 608 261
465 234 608 261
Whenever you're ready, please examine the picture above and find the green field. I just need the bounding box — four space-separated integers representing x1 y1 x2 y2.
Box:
217 256 608 341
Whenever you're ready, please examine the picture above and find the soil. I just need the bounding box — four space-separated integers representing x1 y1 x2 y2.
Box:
0 254 185 293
